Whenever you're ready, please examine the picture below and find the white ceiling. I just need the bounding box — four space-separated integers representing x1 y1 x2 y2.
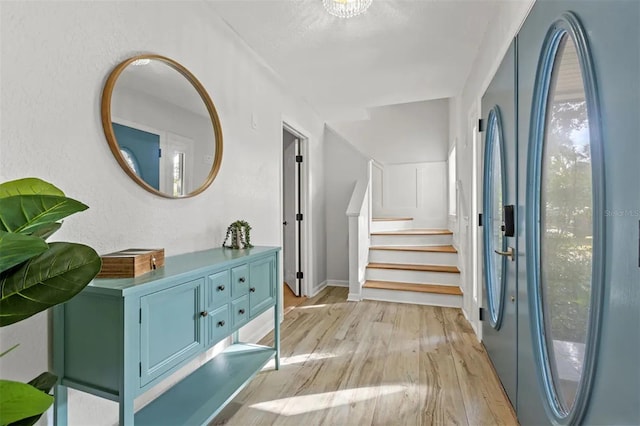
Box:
207 0 499 121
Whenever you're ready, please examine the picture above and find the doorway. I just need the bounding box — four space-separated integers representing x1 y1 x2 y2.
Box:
282 124 307 298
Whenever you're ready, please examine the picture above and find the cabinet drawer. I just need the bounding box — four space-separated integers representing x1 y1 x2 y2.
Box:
231 295 249 328
231 264 249 297
207 304 229 347
207 270 230 310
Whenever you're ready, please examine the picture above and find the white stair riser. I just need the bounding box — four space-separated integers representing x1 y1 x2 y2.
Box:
368 250 457 266
370 234 452 246
370 220 414 232
361 287 462 308
366 268 460 286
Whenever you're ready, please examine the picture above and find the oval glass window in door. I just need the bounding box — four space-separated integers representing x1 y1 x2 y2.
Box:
483 106 507 329
527 12 604 424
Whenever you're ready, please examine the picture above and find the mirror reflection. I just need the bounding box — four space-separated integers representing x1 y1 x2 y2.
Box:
102 55 223 198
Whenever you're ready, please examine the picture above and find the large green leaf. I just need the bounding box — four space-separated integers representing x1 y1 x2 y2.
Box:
0 380 53 425
29 222 62 241
0 195 87 235
8 373 58 426
0 242 101 326
0 178 64 199
0 231 48 274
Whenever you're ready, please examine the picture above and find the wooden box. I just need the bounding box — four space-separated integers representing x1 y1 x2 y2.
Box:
97 248 165 278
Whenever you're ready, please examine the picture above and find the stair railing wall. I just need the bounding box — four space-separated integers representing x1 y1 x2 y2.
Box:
346 177 371 301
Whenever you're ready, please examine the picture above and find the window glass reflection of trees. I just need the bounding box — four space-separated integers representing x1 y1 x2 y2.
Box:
490 118 504 320
541 34 592 411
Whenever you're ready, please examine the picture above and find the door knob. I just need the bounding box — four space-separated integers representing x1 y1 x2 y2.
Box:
200 311 208 317
283 221 288 225
494 247 515 262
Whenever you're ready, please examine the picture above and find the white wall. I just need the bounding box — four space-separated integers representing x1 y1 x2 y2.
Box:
324 126 370 284
0 1 327 424
328 98 449 164
376 161 448 228
450 0 535 332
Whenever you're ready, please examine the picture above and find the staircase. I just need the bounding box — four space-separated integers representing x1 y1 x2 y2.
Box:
362 218 462 308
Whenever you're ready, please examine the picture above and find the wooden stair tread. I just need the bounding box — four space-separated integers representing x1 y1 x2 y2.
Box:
370 245 457 253
372 217 414 222
366 262 460 273
371 229 453 236
364 280 463 296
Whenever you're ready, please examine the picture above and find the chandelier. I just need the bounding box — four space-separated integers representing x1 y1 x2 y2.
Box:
323 0 372 18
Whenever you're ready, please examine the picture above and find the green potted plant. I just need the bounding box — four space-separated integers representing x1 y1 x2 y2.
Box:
222 220 253 249
0 178 101 426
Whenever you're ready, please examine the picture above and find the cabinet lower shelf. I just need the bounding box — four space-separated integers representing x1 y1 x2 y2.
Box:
135 343 275 426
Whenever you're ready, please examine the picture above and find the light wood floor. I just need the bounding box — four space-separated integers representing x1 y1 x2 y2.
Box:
283 284 307 315
212 287 517 426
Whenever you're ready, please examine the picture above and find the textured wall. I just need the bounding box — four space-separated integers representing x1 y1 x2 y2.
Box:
328 98 450 164
324 126 370 283
0 1 326 424
450 0 535 332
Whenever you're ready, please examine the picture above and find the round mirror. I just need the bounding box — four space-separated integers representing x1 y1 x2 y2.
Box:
101 55 223 198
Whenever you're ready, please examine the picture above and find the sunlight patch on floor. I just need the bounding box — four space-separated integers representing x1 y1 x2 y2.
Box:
247 385 405 416
261 352 338 369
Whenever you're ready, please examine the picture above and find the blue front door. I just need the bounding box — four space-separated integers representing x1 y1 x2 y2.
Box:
112 122 160 190
481 40 518 407
482 1 640 424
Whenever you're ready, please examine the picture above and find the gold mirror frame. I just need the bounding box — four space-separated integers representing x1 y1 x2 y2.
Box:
101 54 223 198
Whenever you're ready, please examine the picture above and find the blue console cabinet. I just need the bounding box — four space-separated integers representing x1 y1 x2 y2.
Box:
53 246 281 426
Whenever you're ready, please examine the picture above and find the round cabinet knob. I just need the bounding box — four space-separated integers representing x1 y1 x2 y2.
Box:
200 311 208 317
250 287 256 293
217 285 225 291
217 320 225 327
511 295 516 303
239 309 245 315
239 277 246 283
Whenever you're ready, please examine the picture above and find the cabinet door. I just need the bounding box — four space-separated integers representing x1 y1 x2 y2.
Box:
249 255 276 317
140 278 204 386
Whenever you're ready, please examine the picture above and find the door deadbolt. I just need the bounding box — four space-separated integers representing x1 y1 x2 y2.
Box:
502 205 515 237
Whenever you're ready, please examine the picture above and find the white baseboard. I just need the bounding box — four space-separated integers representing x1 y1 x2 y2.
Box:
308 280 328 298
347 292 362 302
326 280 349 287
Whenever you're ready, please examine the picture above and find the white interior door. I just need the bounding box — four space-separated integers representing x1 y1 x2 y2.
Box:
283 131 299 295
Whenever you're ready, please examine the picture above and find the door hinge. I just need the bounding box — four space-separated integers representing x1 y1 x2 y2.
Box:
139 362 142 377
296 271 304 279
158 148 162 158
296 213 303 221
139 308 142 323
296 155 303 163
479 307 485 321
478 118 485 132
478 213 483 227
